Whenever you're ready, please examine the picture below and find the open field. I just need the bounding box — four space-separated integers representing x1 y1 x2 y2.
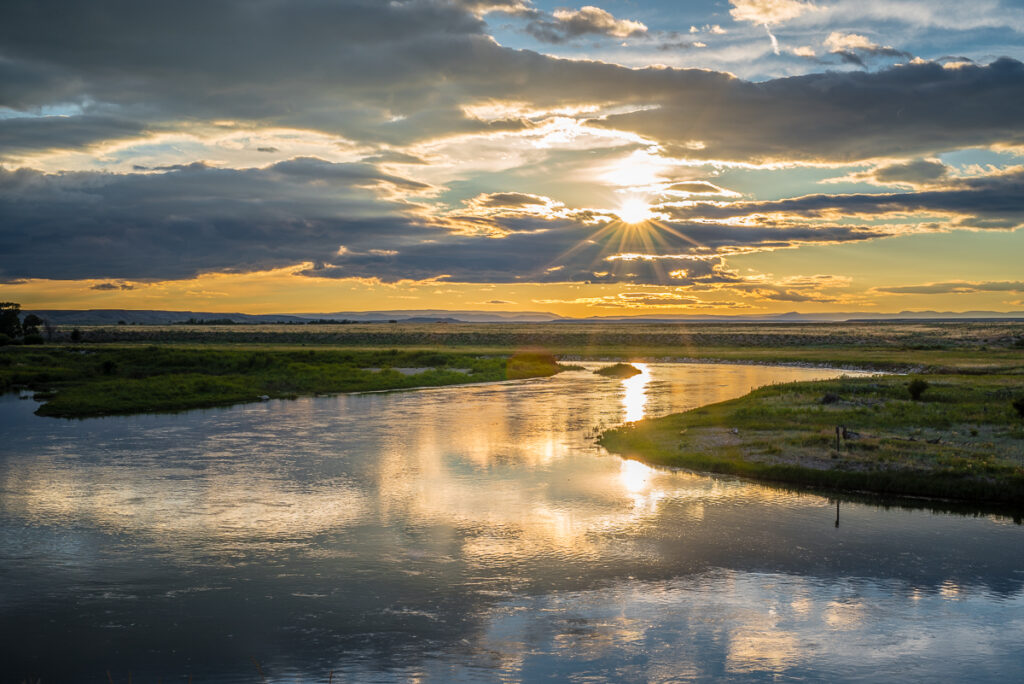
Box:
0 347 569 418
64 319 1024 348
600 373 1024 505
45 320 1024 372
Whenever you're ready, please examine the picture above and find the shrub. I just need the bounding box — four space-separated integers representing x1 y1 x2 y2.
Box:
0 333 11 346
23 333 45 345
70 328 82 342
908 378 929 400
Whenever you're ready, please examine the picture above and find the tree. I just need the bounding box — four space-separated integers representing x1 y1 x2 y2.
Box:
22 313 43 336
0 302 22 338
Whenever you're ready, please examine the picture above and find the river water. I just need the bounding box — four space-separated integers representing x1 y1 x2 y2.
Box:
1 363 1021 682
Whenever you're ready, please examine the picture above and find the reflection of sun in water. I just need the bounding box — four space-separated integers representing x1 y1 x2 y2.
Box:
622 362 650 422
619 458 655 493
617 198 653 225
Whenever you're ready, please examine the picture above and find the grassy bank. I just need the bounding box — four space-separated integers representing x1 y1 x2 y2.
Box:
0 347 570 418
599 373 1024 505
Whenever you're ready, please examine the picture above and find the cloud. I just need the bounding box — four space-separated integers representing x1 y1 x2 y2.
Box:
526 5 647 44
1 2 1021 162
824 32 876 52
89 282 136 291
456 0 534 17
871 159 950 185
0 115 148 156
1 0 1022 293
729 0 819 25
534 290 752 309
470 192 553 209
729 0 819 53
0 159 433 281
663 181 739 197
823 31 911 67
360 150 429 165
595 58 1024 162
874 281 1024 295
301 220 884 284
660 167 1024 231
823 159 951 187
2 158 1018 286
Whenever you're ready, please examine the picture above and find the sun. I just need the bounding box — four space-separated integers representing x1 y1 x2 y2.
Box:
617 197 653 224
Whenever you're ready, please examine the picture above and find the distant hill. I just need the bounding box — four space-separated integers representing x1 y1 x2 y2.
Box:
23 310 310 325
23 308 1024 325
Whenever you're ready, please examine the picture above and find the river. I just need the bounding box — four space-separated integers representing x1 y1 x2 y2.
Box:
1 363 1021 682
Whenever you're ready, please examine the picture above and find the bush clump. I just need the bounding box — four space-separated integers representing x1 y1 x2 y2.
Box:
506 352 563 380
1013 396 1024 419
595 363 642 379
908 378 929 400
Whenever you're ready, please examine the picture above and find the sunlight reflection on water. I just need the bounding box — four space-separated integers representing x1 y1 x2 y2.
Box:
621 362 650 422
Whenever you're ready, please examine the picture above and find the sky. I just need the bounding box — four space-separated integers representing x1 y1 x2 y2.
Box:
1 0 1023 316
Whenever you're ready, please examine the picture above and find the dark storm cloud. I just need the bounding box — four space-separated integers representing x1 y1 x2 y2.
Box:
595 58 1024 162
1 1 1022 160
661 169 1024 230
0 115 147 155
0 159 433 281
872 159 950 185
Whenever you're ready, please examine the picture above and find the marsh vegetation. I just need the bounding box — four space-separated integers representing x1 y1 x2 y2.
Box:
1 347 569 417
600 373 1024 504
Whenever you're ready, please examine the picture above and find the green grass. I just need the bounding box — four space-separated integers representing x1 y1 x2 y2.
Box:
599 373 1024 505
0 347 570 417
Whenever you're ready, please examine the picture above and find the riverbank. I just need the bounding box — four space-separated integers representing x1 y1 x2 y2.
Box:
599 373 1024 505
1 347 570 418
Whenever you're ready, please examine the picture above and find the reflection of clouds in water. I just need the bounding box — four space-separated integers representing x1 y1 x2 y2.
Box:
0 456 369 552
471 572 1024 682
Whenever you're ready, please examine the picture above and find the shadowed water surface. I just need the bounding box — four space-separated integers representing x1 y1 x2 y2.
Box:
1 363 1021 682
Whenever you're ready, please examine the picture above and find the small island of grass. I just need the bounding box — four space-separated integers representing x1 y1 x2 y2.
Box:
595 362 642 379
599 373 1024 505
